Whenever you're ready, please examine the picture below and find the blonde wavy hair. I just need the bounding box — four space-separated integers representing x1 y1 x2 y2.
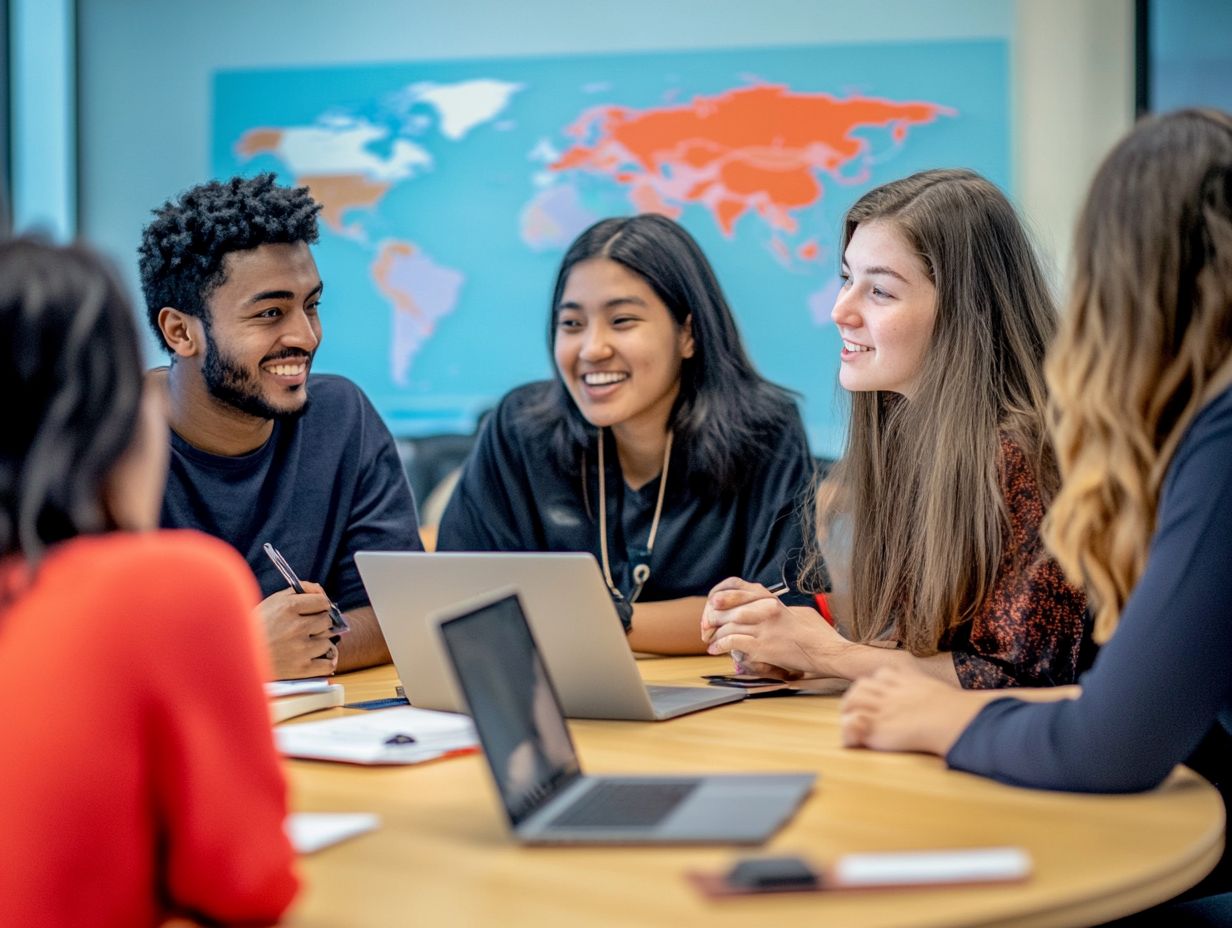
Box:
807 170 1059 654
1044 109 1232 642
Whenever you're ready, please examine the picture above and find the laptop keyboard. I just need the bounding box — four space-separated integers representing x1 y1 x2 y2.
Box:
547 780 700 829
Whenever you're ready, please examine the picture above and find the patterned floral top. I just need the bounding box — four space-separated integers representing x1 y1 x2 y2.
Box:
941 437 1090 689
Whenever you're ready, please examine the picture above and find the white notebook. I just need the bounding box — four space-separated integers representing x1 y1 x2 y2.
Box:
274 706 477 765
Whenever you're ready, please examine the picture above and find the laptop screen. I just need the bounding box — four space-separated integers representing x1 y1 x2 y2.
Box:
438 592 582 827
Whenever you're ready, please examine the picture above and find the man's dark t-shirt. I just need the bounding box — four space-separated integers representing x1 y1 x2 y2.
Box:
160 373 422 611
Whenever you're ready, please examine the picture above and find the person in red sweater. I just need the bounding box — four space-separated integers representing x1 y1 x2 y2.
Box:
0 239 298 926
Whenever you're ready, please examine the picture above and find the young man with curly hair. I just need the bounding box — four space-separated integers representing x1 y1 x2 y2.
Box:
140 174 422 679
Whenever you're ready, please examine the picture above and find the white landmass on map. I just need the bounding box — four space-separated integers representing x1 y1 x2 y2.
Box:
527 137 561 164
235 117 434 237
389 79 524 141
237 116 432 181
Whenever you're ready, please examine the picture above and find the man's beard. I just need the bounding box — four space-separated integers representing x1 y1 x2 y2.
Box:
201 336 311 422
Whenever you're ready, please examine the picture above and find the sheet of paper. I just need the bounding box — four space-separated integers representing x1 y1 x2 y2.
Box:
286 812 380 854
833 847 1032 886
266 678 334 697
274 706 478 765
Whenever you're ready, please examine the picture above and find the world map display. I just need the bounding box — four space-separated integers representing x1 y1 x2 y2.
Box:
214 41 1008 455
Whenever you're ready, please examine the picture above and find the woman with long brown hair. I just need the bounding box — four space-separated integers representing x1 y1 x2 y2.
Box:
840 110 1232 917
702 169 1088 688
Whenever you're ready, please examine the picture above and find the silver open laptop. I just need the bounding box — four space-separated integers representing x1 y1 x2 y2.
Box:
355 551 744 721
434 588 816 844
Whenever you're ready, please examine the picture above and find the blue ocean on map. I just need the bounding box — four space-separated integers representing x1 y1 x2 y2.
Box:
213 41 1008 455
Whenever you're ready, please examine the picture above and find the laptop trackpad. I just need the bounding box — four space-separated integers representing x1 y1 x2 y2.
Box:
539 775 813 843
667 777 812 841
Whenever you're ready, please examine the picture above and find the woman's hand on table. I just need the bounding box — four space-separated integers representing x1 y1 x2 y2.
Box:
840 665 985 756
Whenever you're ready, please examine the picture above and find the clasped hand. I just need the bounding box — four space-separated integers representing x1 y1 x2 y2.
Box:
256 581 339 680
700 577 844 679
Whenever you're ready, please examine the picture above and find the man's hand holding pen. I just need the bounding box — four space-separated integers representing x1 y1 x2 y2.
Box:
256 581 340 680
260 542 349 679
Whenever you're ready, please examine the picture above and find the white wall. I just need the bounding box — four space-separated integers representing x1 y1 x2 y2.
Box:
1015 0 1135 279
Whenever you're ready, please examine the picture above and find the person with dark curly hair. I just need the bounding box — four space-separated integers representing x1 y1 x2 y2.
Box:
140 173 422 679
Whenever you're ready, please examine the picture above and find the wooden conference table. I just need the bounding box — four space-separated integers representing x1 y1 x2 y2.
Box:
281 658 1224 928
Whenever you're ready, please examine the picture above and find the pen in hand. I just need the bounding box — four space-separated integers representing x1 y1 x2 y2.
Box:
262 542 349 634
731 581 789 672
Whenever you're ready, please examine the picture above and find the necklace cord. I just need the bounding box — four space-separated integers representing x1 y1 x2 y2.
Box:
596 427 673 603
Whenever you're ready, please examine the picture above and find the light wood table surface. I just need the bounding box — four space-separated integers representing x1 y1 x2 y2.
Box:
281 658 1224 928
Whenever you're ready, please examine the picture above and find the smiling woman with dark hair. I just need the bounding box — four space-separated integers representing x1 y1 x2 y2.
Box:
0 238 297 926
437 214 816 653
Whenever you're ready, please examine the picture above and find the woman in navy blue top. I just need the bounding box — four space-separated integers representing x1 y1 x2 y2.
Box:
839 109 1232 915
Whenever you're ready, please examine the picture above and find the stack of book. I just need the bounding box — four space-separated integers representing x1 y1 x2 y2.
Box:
266 679 345 724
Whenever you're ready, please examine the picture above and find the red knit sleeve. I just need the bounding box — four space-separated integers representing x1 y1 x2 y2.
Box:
135 532 299 924
950 439 1088 689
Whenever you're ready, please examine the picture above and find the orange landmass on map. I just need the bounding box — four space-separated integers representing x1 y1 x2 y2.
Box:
299 174 393 232
715 198 746 233
629 181 683 219
551 84 953 237
235 128 284 158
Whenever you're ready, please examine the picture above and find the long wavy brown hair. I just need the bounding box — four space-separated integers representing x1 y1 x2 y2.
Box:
808 169 1060 654
1044 109 1232 643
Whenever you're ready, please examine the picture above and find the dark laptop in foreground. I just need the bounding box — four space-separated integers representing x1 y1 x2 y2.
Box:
433 588 816 844
355 551 744 721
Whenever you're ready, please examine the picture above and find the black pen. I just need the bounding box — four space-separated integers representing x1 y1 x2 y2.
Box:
262 542 350 634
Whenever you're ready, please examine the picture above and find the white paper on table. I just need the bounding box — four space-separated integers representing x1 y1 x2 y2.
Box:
833 847 1032 887
274 706 477 765
265 678 334 697
286 812 380 854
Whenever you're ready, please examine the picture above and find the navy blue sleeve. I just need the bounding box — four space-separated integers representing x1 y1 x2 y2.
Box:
436 393 541 552
329 392 423 612
946 392 1232 792
738 407 817 609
